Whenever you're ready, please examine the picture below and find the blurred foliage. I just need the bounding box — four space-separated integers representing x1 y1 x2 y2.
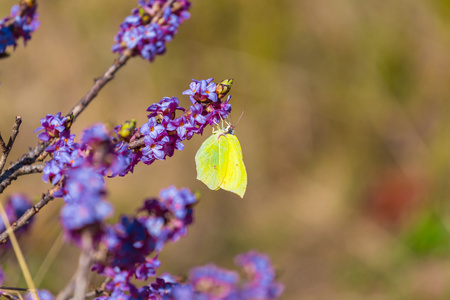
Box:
2 0 450 299
404 212 450 256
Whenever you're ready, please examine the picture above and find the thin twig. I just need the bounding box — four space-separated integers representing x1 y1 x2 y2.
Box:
0 0 178 243
7 116 22 150
0 290 20 300
0 53 130 191
0 132 6 153
128 138 145 149
0 183 61 244
0 143 47 187
0 0 179 193
0 164 44 194
0 116 22 173
64 277 111 300
69 53 131 122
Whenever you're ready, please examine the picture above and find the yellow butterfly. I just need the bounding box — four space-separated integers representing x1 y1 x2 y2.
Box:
195 123 247 198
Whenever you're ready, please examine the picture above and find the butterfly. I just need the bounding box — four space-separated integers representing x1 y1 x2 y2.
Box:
195 123 247 198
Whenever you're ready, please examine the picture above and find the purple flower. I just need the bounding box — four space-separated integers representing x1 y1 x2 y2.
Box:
60 200 112 233
123 27 143 49
35 112 69 141
112 0 191 62
95 187 197 290
0 3 39 54
136 78 233 166
167 115 193 140
235 251 284 299
188 264 239 299
160 186 195 219
42 159 64 185
182 78 218 104
7 194 33 219
135 258 160 280
140 117 166 140
171 285 194 299
97 216 156 274
63 166 105 204
146 97 184 119
24 290 53 300
81 123 110 145
45 131 77 153
142 140 165 161
109 143 140 177
0 27 14 53
189 103 207 125
150 277 176 297
59 166 111 243
0 194 33 233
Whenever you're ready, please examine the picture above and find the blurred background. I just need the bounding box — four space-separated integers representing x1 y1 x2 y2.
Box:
2 0 450 298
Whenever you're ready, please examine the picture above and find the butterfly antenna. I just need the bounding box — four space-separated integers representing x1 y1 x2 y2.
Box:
235 111 244 127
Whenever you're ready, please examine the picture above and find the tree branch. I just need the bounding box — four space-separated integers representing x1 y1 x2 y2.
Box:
0 53 130 193
0 0 180 194
0 116 22 173
0 164 44 194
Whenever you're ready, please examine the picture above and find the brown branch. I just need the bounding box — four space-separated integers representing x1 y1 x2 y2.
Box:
0 141 48 189
68 0 175 122
0 0 179 194
62 277 111 300
0 53 129 193
0 0 182 246
0 183 61 244
0 290 20 300
128 137 145 149
69 53 131 122
7 116 22 150
0 164 44 194
0 133 6 153
0 116 22 173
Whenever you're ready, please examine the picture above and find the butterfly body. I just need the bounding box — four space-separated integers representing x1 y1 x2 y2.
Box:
195 125 247 198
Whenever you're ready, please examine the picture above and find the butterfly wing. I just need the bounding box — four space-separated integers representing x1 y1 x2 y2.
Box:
220 133 247 198
195 131 230 190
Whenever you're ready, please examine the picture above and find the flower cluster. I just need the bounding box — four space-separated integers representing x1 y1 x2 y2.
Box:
139 78 232 164
93 186 196 297
166 252 284 299
94 251 283 300
0 194 33 234
89 187 282 300
58 166 112 243
30 78 286 299
234 251 284 299
0 1 39 54
112 0 191 62
35 79 231 242
36 121 135 242
182 78 233 125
